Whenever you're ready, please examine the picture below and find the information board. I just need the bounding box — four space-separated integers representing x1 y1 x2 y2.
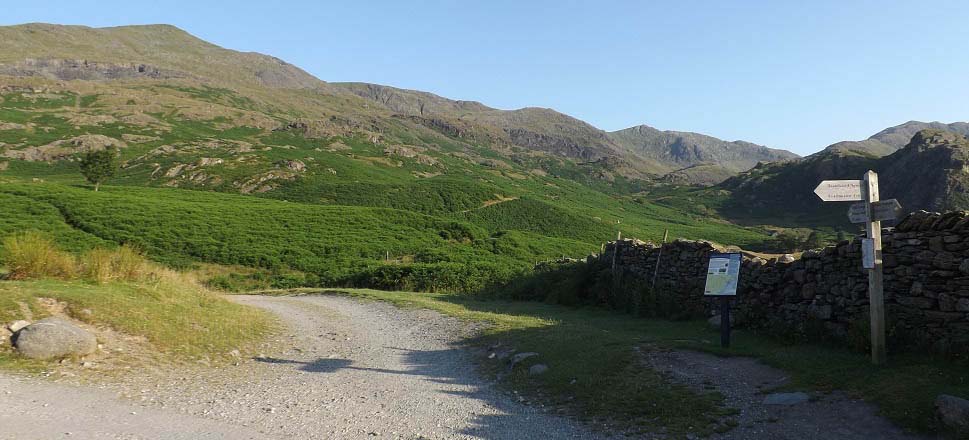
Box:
703 253 742 296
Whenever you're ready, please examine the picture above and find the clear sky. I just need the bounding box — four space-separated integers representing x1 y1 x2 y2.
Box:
3 0 968 155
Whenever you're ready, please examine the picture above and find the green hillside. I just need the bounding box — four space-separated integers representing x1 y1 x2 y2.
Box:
0 177 771 291
0 23 785 294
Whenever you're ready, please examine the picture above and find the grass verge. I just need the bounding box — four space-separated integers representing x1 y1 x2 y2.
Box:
262 288 968 436
0 279 273 360
0 232 275 368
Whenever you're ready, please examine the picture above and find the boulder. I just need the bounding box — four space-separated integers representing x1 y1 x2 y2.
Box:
936 394 969 436
13 317 97 360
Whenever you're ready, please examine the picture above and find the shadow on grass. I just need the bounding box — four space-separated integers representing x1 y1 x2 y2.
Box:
286 289 737 437
320 288 969 437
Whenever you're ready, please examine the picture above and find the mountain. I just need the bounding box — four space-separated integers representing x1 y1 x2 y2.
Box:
823 121 969 157
332 82 663 177
607 124 799 183
879 130 969 212
719 127 969 226
334 82 797 181
0 22 774 255
0 23 323 90
0 23 794 184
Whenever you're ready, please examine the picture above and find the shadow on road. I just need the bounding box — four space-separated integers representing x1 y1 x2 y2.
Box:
250 344 560 439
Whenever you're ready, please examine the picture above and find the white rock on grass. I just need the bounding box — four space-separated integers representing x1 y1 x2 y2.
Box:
508 352 538 369
13 317 97 360
7 320 30 333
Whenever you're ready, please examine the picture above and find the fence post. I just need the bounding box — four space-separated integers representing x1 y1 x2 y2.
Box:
651 228 669 290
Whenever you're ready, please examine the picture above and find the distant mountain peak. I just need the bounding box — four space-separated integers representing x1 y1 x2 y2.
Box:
607 124 799 184
822 121 969 157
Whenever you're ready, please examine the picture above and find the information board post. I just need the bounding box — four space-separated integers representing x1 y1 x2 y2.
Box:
720 296 731 348
704 253 742 348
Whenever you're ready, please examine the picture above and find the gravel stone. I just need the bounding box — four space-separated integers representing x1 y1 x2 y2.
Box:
763 392 810 406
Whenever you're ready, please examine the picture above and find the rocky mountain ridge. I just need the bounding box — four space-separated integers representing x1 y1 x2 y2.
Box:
822 121 969 157
720 129 969 225
607 124 799 175
0 23 799 184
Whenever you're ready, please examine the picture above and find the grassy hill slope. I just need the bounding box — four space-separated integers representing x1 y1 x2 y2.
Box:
0 22 783 293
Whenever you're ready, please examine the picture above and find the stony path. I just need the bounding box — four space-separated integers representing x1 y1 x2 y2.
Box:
643 348 929 440
0 373 269 439
0 294 604 440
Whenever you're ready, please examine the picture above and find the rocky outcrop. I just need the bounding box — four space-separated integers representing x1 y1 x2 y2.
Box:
13 317 97 360
878 130 969 213
383 145 438 166
0 58 190 81
1 135 125 161
235 170 297 194
277 159 306 172
506 128 599 161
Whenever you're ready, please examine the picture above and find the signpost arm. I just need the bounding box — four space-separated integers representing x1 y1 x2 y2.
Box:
864 171 887 365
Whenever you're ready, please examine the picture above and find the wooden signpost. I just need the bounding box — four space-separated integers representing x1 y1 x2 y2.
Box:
814 170 898 365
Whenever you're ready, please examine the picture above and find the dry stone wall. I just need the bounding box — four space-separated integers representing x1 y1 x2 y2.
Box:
597 210 969 354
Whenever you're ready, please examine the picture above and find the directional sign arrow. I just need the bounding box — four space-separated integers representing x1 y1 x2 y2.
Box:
814 180 863 202
848 202 868 224
872 198 902 221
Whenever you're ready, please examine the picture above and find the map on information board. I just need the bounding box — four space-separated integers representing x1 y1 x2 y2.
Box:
704 253 741 296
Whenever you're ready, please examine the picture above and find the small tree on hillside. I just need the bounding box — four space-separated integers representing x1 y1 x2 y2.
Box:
79 146 120 191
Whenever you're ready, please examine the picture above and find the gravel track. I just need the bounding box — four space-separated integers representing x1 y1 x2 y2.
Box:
643 348 928 440
0 294 604 440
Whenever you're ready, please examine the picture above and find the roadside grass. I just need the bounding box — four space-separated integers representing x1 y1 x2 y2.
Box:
267 288 968 436
0 279 273 361
0 233 275 367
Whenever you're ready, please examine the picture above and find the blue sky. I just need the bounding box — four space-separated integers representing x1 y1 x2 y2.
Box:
3 0 968 155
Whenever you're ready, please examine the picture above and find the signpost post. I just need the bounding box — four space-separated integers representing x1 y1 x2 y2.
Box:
814 170 898 365
703 253 742 348
863 171 887 365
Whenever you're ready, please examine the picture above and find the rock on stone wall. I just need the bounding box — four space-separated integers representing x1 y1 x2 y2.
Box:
596 210 969 354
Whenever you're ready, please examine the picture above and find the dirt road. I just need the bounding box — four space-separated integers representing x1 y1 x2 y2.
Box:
0 294 932 439
0 294 604 440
